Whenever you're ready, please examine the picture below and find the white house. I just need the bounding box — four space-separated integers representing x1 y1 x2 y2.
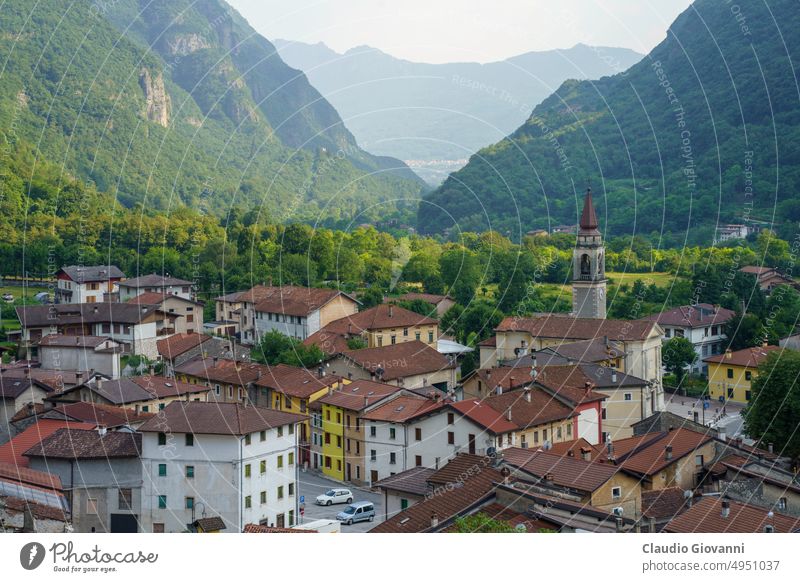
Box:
137 401 305 532
37 335 122 379
55 265 125 304
118 274 195 302
640 303 735 375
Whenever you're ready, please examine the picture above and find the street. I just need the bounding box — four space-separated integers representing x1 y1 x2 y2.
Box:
664 391 748 440
297 469 384 533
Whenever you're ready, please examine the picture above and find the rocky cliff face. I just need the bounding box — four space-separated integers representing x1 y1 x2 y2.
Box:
139 68 170 127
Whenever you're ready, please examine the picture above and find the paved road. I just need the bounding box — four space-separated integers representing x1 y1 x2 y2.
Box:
664 391 750 441
297 469 384 533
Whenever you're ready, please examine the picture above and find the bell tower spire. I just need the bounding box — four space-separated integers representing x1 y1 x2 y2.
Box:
572 188 606 319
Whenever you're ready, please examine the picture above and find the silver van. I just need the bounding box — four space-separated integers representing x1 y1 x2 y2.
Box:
336 501 375 525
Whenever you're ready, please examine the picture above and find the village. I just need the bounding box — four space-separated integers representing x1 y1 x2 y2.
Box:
2 190 798 534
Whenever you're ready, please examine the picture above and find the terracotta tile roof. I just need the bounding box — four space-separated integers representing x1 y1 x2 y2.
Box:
541 438 605 461
317 379 403 411
470 366 533 392
175 357 269 386
704 345 781 367
394 292 452 305
0 461 63 490
641 487 691 520
506 338 626 367
373 467 436 496
370 455 501 533
533 365 610 405
665 497 800 533
337 340 455 381
495 315 658 341
427 454 497 485
448 399 518 434
243 523 315 533
579 188 599 231
137 401 305 435
64 376 209 405
24 428 141 459
740 266 776 276
129 376 210 399
641 303 735 329
250 285 353 317
10 403 45 423
0 373 49 399
4 368 84 392
477 335 496 347
16 303 174 327
0 420 95 467
253 363 342 398
126 291 200 305
305 304 437 355
47 402 153 428
614 428 713 476
483 388 575 428
0 495 69 522
503 448 620 493
157 333 211 359
361 395 445 422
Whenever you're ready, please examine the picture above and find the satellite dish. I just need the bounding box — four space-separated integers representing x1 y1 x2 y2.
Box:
543 441 552 451
486 447 497 458
515 523 527 532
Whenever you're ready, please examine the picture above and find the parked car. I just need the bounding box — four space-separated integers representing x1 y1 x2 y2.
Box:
336 501 375 525
315 488 353 506
2 293 13 303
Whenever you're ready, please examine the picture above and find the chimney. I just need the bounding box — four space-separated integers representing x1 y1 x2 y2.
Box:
567 357 574 366
768 442 774 454
718 426 727 442
96 424 107 437
665 445 673 461
389 305 393 318
506 408 512 422
486 370 491 380
615 517 624 533
213 356 218 368
500 466 511 485
495 385 502 396
24 366 31 379
567 449 574 457
318 366 324 378
544 472 554 483
508 377 514 389
604 335 609 349
648 517 656 533
531 355 537 367
721 500 730 518
328 385 334 396
93 306 98 314
430 512 439 529
611 371 617 383
764 524 775 533
523 386 531 403
725 349 732 360
581 447 591 462
607 441 614 459
96 377 103 389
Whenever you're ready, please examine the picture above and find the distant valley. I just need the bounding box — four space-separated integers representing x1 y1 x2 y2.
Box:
275 41 643 184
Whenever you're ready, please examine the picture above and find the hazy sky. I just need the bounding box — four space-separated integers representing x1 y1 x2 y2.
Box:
228 0 694 63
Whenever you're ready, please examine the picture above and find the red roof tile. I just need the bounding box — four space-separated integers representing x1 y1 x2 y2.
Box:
704 345 781 367
665 497 800 533
337 340 454 381
157 333 211 359
361 395 445 422
496 315 657 341
614 428 713 476
0 420 95 467
503 448 620 492
448 400 517 434
317 379 403 411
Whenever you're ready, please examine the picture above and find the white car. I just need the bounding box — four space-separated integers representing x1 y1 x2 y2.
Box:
315 488 353 506
2 293 13 303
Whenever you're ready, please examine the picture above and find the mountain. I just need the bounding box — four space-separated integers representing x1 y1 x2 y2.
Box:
0 0 423 225
418 0 800 244
274 40 643 183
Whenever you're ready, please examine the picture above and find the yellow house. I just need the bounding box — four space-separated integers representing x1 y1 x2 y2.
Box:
704 345 781 404
304 303 439 355
253 364 347 467
316 380 403 482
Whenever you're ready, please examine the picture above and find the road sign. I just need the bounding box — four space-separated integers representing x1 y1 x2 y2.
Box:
300 507 305 516
703 401 710 410
299 495 305 503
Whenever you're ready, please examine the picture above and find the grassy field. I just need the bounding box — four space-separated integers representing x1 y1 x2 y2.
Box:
606 271 675 287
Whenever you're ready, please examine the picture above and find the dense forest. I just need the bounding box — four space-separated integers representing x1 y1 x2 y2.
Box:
0 0 423 225
419 0 800 245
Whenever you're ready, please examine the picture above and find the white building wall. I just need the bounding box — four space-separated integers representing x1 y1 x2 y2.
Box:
39 345 121 378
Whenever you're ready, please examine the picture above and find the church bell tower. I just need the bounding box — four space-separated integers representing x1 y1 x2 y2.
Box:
572 188 606 319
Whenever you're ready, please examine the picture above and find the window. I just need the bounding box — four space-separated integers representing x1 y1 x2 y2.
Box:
260 430 266 442
611 487 621 499
288 510 295 526
336 435 342 448
158 463 167 477
778 498 788 511
567 424 572 437
153 523 164 533
186 433 194 446
119 489 132 510
158 495 167 509
728 388 734 398
390 452 396 465
556 426 562 439
389 427 396 440
158 433 167 446
727 368 734 379
391 335 396 345
186 465 194 479
543 429 548 441
215 385 220 396
370 426 377 437
324 432 331 445
86 497 98 514
533 431 539 444
447 413 454 425
186 497 194 510
277 456 284 469
245 434 251 445
403 328 408 337
428 331 434 343
664 328 671 338
142 405 149 413
415 332 421 341
401 498 409 510
288 483 294 496
277 486 284 499
415 455 422 467
415 428 422 441
245 464 253 478
260 460 266 474
278 426 284 437
624 393 632 401
602 408 607 420
370 450 377 462
745 390 752 401
745 371 752 381
288 452 294 465
244 496 251 509
447 431 455 445
695 454 704 467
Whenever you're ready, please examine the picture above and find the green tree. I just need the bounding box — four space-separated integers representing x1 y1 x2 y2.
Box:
360 286 385 309
662 337 697 384
743 350 800 461
346 337 368 350
724 313 765 351
253 330 297 365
